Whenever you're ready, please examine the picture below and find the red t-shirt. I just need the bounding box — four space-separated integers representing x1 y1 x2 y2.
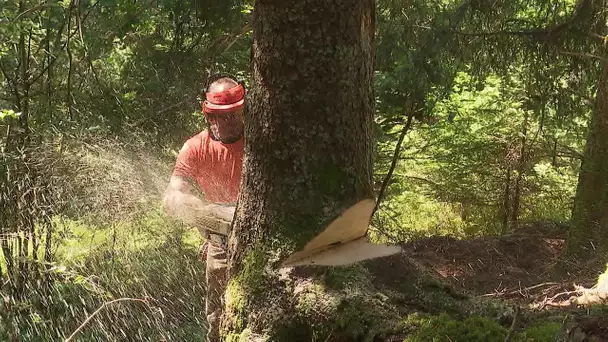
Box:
172 129 244 203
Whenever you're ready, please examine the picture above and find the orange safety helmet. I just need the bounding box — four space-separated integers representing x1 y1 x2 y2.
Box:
202 76 246 117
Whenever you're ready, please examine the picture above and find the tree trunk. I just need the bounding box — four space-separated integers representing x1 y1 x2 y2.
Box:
502 168 511 233
46 10 53 123
552 138 558 167
17 6 30 133
15 3 31 294
44 218 53 264
66 7 74 122
511 112 528 227
568 59 608 257
222 0 377 339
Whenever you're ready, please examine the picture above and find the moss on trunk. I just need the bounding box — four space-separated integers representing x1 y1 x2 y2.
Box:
222 253 476 341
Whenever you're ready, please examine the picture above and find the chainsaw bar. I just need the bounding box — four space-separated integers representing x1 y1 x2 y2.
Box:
196 214 231 236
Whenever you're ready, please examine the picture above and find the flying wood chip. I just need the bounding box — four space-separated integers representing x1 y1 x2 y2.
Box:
280 199 402 268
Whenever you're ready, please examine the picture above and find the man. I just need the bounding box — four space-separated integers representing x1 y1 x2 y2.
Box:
162 74 246 342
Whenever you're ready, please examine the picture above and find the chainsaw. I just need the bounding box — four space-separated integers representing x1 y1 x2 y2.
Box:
196 214 231 236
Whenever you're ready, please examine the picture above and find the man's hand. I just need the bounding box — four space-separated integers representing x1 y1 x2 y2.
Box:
163 176 237 235
200 241 209 260
210 203 236 222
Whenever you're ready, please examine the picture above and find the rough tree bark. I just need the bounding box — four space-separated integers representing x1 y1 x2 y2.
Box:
567 0 608 257
568 59 608 256
221 0 377 339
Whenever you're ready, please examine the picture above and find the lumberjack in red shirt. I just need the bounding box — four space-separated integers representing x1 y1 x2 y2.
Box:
162 74 245 342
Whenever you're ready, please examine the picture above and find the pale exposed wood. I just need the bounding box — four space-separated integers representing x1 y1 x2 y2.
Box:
281 199 402 267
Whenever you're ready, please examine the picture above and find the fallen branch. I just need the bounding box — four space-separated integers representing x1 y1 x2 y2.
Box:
482 282 561 298
559 50 607 62
531 283 608 310
548 289 580 302
64 297 152 342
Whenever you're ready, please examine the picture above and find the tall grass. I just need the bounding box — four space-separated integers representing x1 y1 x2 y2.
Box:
1 135 210 341
1 209 208 342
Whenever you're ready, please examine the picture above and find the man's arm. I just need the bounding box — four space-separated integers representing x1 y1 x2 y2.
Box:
162 176 235 233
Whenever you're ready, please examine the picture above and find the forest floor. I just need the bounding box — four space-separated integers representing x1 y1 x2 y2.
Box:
404 222 597 302
14 141 603 341
366 221 608 341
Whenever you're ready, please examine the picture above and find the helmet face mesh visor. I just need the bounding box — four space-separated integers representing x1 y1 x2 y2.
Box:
206 108 244 143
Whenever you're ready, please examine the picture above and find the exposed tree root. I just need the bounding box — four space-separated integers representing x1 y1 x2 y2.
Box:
530 283 608 310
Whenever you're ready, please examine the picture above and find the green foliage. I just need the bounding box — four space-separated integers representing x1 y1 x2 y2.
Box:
1 0 606 339
402 314 564 342
403 313 507 342
0 133 72 296
322 264 369 290
0 0 251 142
516 321 562 342
373 68 585 241
333 297 397 342
233 246 269 298
0 109 19 121
372 0 599 244
225 329 254 342
375 0 469 127
373 184 467 241
271 278 402 342
0 136 209 341
0 210 207 342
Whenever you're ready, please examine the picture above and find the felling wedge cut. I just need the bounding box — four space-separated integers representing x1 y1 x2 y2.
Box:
280 199 402 268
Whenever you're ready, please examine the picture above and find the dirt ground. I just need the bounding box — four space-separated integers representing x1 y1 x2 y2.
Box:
365 221 608 340
400 222 604 301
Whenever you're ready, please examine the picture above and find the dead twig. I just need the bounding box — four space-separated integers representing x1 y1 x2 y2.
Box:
548 289 580 302
532 284 598 310
64 297 152 342
482 282 561 298
504 306 520 342
372 111 414 217
540 300 574 309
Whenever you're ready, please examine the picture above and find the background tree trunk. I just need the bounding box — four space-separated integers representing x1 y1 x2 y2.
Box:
222 0 376 338
502 168 511 233
567 0 608 258
568 59 608 257
511 111 528 229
